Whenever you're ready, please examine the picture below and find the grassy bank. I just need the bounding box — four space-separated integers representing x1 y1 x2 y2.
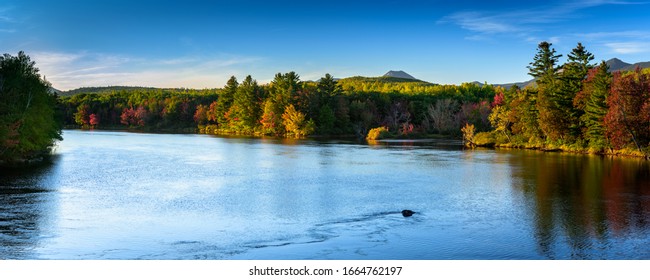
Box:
470 131 649 159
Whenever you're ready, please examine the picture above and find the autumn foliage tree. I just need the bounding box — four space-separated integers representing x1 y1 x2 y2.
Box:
120 106 147 127
74 104 90 127
282 104 315 137
89 113 99 128
604 68 650 152
193 104 209 125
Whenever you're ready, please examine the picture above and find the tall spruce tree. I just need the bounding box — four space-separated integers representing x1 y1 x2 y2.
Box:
215 76 238 126
270 71 300 107
559 42 595 140
578 61 611 148
527 41 563 141
527 41 562 86
230 75 260 133
315 73 342 134
317 73 341 106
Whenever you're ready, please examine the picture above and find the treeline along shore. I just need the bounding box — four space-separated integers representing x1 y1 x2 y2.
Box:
2 41 650 164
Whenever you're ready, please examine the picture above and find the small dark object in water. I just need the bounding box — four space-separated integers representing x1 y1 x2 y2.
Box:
401 210 415 217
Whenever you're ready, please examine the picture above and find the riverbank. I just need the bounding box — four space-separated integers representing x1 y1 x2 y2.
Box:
0 150 56 168
471 131 649 159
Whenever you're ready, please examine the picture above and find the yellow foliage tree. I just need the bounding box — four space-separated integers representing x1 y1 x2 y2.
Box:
282 104 315 137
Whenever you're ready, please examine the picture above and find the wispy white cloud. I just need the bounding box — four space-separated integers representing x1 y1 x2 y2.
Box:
439 0 648 41
604 42 650 54
0 11 12 23
0 6 15 33
577 30 650 39
440 11 518 34
30 51 264 90
573 30 650 54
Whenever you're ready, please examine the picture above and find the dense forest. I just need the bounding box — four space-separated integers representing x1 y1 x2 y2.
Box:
58 42 650 157
59 73 496 139
7 41 650 161
474 42 650 158
59 88 220 132
0 52 62 164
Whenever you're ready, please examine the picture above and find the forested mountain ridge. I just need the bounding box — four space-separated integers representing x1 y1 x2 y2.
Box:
605 58 650 72
57 58 650 97
60 86 220 97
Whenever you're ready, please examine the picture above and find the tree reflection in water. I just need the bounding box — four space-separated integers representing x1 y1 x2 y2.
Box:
0 158 59 259
509 151 650 259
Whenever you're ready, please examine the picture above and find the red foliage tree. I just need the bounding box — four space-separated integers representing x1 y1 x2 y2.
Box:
207 101 219 124
492 90 505 108
89 113 99 128
120 106 147 127
194 104 209 125
604 68 650 150
74 104 90 126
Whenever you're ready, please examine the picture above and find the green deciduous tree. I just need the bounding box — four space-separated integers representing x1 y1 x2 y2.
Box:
509 88 543 144
0 51 62 163
317 105 336 135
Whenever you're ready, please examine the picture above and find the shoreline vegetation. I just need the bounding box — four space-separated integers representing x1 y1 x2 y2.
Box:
3 41 650 165
1 52 62 166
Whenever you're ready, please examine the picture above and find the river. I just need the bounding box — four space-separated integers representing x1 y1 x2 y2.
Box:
1 130 649 259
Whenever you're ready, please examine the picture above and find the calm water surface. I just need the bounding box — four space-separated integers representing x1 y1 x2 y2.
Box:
1 130 649 259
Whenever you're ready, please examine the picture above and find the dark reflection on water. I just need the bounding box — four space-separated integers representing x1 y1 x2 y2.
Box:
506 150 650 259
1 131 649 259
0 158 59 259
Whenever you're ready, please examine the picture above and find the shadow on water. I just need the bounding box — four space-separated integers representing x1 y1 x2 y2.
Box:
0 155 60 259
507 151 650 259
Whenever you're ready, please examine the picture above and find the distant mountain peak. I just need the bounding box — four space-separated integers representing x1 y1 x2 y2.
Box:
606 57 626 64
383 70 417 80
606 58 631 71
605 58 650 72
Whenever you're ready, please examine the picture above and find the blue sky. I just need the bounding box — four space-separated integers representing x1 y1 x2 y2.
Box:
1 0 649 90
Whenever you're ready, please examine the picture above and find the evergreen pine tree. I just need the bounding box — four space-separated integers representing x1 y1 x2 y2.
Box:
527 41 563 141
559 42 594 140
215 76 238 127
230 75 260 133
579 61 611 148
